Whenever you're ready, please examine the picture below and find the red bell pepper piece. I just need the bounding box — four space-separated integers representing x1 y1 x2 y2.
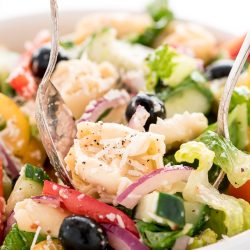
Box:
8 67 37 99
228 181 250 202
8 31 50 99
224 34 250 61
42 181 139 237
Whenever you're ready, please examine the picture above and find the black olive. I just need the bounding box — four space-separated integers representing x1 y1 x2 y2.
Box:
31 46 68 78
59 215 108 250
126 93 166 130
205 59 234 80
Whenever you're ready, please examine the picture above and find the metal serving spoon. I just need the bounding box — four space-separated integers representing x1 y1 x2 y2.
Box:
36 0 76 186
214 31 250 188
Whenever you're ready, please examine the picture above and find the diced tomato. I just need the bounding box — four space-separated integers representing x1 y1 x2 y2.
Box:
0 159 5 243
8 67 37 99
228 181 250 202
224 34 250 61
43 181 139 237
8 31 50 99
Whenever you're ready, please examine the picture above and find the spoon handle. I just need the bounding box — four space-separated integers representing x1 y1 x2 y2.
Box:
214 31 250 188
40 0 59 90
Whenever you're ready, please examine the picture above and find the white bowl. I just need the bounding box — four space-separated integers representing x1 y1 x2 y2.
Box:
0 10 234 51
0 10 249 250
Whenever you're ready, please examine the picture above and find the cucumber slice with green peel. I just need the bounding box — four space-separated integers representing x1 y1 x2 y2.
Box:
205 103 249 150
156 192 185 228
3 169 12 200
228 103 249 150
184 201 208 235
6 164 50 214
85 28 151 71
24 164 50 185
135 191 185 230
163 81 213 117
6 173 43 214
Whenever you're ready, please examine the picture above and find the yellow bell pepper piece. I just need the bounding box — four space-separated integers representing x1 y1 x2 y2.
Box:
0 93 30 157
21 137 47 167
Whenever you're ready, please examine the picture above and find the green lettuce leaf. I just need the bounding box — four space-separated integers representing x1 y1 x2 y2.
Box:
188 229 218 250
146 45 197 91
0 73 15 97
136 220 192 250
24 164 50 185
1 224 45 250
199 130 250 188
147 0 173 22
204 209 227 236
131 0 173 46
59 40 75 50
175 141 247 236
238 199 250 230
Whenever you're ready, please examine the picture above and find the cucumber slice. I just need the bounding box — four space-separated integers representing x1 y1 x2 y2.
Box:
6 164 50 214
135 191 185 230
228 104 249 150
163 81 213 117
156 192 185 228
24 164 50 185
6 173 43 214
184 201 208 235
3 169 12 200
85 28 151 71
205 103 249 150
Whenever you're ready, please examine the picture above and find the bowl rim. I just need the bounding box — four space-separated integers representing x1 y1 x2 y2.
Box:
1 9 248 250
0 9 234 51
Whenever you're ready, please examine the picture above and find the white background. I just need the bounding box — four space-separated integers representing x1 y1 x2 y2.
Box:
0 0 249 35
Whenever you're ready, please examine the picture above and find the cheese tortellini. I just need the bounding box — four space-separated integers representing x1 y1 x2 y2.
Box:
65 122 165 201
149 112 208 150
74 12 152 44
52 58 118 119
156 21 218 63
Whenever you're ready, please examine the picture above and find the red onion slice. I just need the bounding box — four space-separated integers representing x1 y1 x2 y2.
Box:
4 211 16 236
0 142 21 179
128 105 149 132
115 166 192 209
172 235 191 250
102 223 149 250
32 195 61 208
78 89 130 123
